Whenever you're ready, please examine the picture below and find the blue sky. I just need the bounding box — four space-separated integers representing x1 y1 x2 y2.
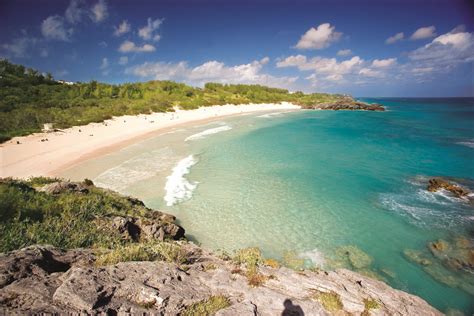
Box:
1 0 473 96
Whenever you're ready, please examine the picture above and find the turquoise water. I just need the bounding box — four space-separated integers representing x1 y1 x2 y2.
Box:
62 98 474 313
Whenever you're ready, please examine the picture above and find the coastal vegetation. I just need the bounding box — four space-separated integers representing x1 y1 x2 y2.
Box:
0 177 184 253
0 59 344 142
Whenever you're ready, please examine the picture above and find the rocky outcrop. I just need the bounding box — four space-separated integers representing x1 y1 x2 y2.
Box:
39 180 91 194
301 97 385 111
110 213 185 241
427 178 472 200
0 244 441 315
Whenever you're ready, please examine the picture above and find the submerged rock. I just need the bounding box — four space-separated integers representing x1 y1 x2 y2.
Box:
404 236 474 296
334 245 373 269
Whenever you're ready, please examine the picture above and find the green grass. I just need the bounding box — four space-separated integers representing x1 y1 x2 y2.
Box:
182 295 231 316
311 290 343 312
95 241 188 266
361 298 380 315
0 178 173 253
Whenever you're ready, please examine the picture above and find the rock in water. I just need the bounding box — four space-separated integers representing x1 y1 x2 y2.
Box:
427 178 471 199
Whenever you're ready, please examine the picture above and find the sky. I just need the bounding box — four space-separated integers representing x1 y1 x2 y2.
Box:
1 0 473 97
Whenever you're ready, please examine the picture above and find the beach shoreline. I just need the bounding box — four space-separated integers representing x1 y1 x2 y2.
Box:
0 103 300 178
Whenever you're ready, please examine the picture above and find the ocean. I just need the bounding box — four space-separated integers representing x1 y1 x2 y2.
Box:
61 98 474 313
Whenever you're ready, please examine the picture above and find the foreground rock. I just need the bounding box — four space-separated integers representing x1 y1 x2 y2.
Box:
301 96 385 111
0 244 441 315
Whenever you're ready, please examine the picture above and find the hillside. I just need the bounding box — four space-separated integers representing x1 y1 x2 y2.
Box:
0 59 344 142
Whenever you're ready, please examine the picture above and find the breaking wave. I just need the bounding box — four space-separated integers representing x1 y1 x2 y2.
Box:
185 125 232 141
164 155 198 206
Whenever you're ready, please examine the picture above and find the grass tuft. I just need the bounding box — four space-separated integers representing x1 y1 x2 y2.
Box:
95 241 187 266
311 290 343 312
361 298 380 315
182 295 231 316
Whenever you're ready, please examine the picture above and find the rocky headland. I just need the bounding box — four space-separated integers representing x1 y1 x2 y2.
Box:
300 96 385 111
0 178 440 315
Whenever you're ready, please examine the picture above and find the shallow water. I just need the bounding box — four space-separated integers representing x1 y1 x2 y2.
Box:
61 98 474 313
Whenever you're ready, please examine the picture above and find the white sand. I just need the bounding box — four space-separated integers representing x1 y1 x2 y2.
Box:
0 103 300 178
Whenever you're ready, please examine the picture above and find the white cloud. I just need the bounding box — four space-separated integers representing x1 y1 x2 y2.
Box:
41 15 72 41
126 58 297 88
359 68 383 78
371 58 397 68
118 56 128 65
1 36 38 58
277 54 363 82
114 20 131 36
295 23 342 50
410 26 436 40
385 32 404 44
98 41 107 48
65 0 86 24
337 49 352 56
138 18 163 42
91 0 108 23
408 30 474 66
100 57 109 69
118 40 156 53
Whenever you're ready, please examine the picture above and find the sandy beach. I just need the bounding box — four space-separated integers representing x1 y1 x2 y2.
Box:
0 103 300 178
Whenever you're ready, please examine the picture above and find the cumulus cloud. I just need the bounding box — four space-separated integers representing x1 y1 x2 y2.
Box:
410 26 436 40
295 23 342 50
385 32 404 44
126 58 297 88
1 36 38 58
337 49 352 56
359 68 383 78
118 40 156 53
118 56 128 65
371 58 397 68
41 15 72 41
65 0 87 24
114 20 131 36
91 0 108 23
138 18 163 42
408 30 474 68
277 54 363 82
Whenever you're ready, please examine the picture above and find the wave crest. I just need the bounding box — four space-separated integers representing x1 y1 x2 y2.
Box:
185 125 232 141
164 155 198 206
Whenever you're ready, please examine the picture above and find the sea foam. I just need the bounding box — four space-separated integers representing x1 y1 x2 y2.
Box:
257 112 285 118
456 140 474 148
164 155 198 206
299 248 326 268
185 125 232 141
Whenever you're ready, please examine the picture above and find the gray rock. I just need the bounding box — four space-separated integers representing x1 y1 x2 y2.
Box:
39 181 90 194
0 244 442 315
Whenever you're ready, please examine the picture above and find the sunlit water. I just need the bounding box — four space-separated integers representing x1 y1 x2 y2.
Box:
61 98 474 313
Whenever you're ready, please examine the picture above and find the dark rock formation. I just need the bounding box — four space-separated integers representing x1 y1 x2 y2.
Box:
110 213 185 241
301 97 385 111
427 178 471 199
0 244 441 315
